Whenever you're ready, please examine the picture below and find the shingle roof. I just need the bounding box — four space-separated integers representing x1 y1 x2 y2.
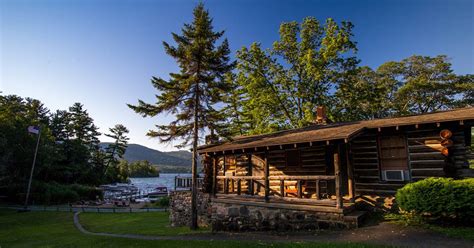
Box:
198 107 474 153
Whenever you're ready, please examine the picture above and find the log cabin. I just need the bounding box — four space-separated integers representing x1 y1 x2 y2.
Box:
197 107 474 230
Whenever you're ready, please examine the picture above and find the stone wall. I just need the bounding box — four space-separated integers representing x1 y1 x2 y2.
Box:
169 191 211 227
210 201 350 232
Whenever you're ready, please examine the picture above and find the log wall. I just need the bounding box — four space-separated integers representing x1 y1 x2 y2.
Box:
352 122 469 195
215 144 334 199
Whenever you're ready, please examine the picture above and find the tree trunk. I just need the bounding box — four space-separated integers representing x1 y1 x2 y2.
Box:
191 82 199 230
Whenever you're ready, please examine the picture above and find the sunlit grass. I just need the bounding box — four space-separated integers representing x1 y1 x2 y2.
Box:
80 211 209 236
0 209 385 248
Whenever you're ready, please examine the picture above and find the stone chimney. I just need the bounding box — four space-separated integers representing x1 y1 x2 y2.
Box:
315 106 327 124
205 129 219 144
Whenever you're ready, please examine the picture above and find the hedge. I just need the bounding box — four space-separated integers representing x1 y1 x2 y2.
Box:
6 182 103 205
396 177 474 221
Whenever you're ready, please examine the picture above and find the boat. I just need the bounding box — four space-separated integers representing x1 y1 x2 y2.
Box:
146 186 168 202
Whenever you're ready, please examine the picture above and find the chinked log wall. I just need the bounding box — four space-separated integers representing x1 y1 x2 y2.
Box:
215 144 332 198
352 123 468 195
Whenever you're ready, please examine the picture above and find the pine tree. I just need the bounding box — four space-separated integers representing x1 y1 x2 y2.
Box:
128 3 234 229
68 103 101 149
103 124 129 179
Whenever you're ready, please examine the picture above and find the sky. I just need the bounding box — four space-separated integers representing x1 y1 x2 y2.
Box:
1 0 473 151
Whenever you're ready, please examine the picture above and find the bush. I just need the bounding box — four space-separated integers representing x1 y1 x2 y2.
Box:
32 182 80 205
24 182 103 205
158 196 170 207
396 178 474 222
69 184 103 200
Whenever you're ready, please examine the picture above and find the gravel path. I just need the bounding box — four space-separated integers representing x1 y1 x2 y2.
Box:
73 212 474 247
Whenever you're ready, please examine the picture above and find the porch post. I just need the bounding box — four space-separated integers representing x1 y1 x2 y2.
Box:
223 155 228 194
264 150 269 202
346 143 355 203
212 156 217 197
247 153 253 195
334 144 343 209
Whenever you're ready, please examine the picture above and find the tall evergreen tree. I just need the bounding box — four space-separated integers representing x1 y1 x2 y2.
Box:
128 3 234 229
68 103 101 149
103 124 129 180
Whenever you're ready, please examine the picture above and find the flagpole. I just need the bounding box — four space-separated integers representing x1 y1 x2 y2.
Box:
24 129 41 210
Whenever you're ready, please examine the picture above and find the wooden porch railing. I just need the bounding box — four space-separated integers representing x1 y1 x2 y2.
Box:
210 143 346 209
215 175 339 206
174 176 203 191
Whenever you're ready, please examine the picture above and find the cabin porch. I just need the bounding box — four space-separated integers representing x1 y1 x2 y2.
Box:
203 141 359 222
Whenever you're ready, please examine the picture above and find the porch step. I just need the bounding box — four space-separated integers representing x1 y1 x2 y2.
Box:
343 210 367 228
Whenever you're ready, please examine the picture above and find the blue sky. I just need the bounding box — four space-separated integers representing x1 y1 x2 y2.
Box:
1 0 473 151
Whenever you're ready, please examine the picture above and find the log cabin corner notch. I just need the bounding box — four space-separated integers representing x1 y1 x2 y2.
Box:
198 107 474 229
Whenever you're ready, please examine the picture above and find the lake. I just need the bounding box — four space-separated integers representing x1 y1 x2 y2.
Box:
130 173 191 192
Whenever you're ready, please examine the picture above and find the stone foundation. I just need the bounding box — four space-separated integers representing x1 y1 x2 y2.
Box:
210 201 351 232
169 191 211 227
170 192 363 231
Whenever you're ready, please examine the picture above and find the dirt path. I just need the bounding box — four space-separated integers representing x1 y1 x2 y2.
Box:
73 212 474 247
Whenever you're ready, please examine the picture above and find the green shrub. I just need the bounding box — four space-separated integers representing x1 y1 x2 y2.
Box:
69 184 103 200
158 196 170 207
31 182 79 205
396 178 474 222
25 182 102 205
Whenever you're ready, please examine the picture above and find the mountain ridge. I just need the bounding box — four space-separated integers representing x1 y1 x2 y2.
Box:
100 143 193 172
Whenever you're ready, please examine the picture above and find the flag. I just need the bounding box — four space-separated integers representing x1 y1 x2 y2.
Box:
28 126 40 134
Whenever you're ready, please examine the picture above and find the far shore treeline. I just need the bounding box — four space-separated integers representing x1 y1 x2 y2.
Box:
0 96 158 204
1 3 473 205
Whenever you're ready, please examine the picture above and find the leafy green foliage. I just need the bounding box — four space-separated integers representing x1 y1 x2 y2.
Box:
158 196 170 207
225 17 473 134
4 181 103 205
227 17 357 135
126 160 160 178
396 178 474 222
0 94 129 204
335 55 473 121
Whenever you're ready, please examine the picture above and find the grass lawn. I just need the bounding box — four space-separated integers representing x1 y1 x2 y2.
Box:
80 211 209 236
425 225 474 241
0 209 384 248
384 213 474 241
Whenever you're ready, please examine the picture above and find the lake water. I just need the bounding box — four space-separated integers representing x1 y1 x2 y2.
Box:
130 173 191 192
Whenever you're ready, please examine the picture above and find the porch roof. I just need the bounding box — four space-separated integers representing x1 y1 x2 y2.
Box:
198 107 474 154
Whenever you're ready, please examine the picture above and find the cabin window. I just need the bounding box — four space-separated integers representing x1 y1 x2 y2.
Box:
378 135 409 181
286 149 300 166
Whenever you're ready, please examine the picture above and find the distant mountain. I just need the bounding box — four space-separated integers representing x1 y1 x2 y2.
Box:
100 143 194 173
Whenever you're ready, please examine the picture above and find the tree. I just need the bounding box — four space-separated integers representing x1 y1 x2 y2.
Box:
62 103 102 184
452 74 474 107
391 55 460 115
103 124 129 181
128 3 234 229
128 160 159 178
68 103 101 149
227 17 358 135
334 66 391 121
0 93 130 203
